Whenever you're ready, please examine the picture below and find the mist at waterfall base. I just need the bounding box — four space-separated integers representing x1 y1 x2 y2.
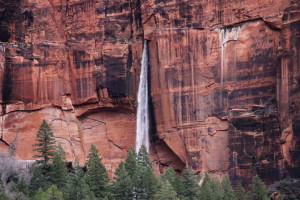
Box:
136 40 150 153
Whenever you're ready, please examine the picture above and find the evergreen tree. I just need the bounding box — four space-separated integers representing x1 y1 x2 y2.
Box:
31 188 45 200
137 145 151 167
13 177 29 199
247 175 269 200
32 185 64 200
222 175 236 200
113 162 134 200
181 167 200 200
235 184 246 200
153 179 177 200
162 166 184 197
49 144 69 190
68 160 96 200
199 174 224 200
29 165 49 195
33 120 56 164
124 147 137 179
84 144 110 199
135 145 157 200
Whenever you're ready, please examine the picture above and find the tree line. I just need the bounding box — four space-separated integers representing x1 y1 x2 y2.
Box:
0 120 282 200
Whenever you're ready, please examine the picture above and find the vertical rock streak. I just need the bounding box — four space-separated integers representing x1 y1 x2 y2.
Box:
136 40 150 152
219 26 241 87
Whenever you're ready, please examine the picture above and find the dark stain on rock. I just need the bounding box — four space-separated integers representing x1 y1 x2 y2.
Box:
2 51 13 103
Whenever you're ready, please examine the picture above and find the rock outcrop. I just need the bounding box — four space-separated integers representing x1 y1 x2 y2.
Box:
0 0 300 185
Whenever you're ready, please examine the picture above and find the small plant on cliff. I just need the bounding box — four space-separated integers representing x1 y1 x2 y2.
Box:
84 144 110 199
33 120 56 165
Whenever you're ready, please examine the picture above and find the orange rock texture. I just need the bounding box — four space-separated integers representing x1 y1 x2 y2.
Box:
0 0 300 184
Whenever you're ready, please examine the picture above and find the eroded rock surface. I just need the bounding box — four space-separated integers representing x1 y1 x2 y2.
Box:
0 0 300 184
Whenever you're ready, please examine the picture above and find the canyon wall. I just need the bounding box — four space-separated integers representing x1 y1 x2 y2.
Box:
0 0 300 184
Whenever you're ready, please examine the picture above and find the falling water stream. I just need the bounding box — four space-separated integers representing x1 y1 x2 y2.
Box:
219 26 241 87
218 27 241 105
136 40 150 153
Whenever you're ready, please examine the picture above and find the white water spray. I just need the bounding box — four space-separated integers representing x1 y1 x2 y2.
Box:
136 40 150 153
219 26 241 87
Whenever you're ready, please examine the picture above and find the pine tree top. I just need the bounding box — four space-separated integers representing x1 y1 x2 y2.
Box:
137 144 151 167
33 120 57 164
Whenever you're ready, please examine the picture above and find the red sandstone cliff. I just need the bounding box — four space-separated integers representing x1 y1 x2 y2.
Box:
0 0 299 184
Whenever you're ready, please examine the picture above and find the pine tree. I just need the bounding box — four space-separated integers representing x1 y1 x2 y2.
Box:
135 145 157 200
247 175 269 200
222 175 236 200
29 164 49 195
124 147 137 179
199 174 224 200
15 177 29 199
68 160 96 200
49 144 69 190
154 179 177 200
31 188 45 200
235 184 246 200
162 166 184 197
33 120 56 164
32 185 64 200
137 145 151 167
181 167 200 200
84 144 110 199
113 162 134 200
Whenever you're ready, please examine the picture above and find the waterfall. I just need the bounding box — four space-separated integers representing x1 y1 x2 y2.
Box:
136 40 150 153
219 26 241 87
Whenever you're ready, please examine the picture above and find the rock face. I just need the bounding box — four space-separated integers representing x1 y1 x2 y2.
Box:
0 0 142 172
0 0 300 184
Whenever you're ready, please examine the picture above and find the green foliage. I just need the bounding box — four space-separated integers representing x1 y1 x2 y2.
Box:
16 177 29 196
32 185 64 200
235 184 247 200
33 120 56 164
113 162 134 200
0 173 8 200
29 164 50 195
124 148 137 179
247 175 269 200
31 188 45 200
269 178 300 200
198 174 224 200
181 167 200 200
49 145 69 190
134 145 157 200
154 179 177 200
162 167 184 197
137 145 151 167
12 176 29 199
68 160 96 200
84 144 110 199
222 175 236 200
